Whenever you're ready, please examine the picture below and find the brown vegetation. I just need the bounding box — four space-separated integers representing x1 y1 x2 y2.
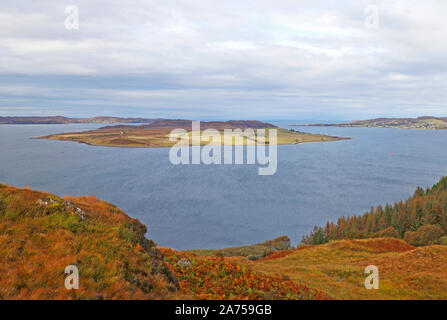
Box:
3 179 447 300
0 184 177 299
252 238 447 299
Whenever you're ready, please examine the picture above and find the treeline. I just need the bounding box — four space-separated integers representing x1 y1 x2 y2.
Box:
302 177 447 246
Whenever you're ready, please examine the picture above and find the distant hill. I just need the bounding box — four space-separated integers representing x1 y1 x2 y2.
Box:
99 119 278 130
0 116 156 124
297 116 447 130
0 183 327 300
38 119 346 148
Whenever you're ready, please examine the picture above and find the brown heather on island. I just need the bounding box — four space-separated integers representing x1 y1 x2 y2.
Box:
36 119 348 148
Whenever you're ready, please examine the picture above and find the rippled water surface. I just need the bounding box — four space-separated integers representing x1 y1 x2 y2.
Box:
1 122 447 249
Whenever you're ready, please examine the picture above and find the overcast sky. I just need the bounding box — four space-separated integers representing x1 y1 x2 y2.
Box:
0 0 446 120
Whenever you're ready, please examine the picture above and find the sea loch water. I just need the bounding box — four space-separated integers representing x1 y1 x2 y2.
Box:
1 122 447 249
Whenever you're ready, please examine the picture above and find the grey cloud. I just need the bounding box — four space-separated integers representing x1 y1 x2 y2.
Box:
0 0 446 119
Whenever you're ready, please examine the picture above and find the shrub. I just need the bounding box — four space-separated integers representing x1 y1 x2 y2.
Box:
0 199 6 214
404 224 445 246
311 227 328 244
118 221 145 246
63 214 86 233
438 236 447 245
263 236 291 250
371 227 400 239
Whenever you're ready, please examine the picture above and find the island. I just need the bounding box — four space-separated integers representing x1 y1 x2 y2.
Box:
295 116 447 130
36 119 349 147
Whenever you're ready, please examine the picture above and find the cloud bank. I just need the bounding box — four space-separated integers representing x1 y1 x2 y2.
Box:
0 0 446 119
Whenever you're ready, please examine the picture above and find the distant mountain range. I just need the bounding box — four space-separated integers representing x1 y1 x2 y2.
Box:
296 116 447 130
0 116 156 124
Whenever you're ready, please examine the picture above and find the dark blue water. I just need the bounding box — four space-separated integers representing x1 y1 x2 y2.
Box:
1 123 447 249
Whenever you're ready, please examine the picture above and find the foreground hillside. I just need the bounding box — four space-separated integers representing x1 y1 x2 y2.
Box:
160 248 329 299
0 183 177 299
163 237 447 300
0 183 325 300
2 182 447 300
298 116 447 130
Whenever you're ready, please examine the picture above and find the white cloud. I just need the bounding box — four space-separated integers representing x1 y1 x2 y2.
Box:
387 73 419 81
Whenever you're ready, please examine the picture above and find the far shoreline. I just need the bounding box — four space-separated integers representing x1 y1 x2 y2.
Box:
292 116 447 130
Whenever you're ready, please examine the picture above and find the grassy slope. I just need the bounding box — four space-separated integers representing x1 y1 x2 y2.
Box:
0 183 178 299
160 247 330 300
252 238 447 299
0 184 326 300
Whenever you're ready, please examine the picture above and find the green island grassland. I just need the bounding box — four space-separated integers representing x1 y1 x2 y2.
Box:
2 176 447 299
35 119 349 147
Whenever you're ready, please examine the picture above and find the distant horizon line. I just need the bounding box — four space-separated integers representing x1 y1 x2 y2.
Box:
1 115 446 122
